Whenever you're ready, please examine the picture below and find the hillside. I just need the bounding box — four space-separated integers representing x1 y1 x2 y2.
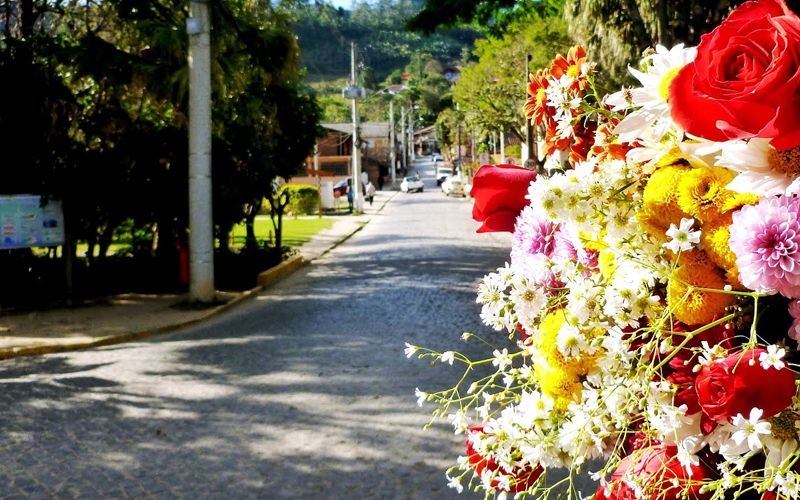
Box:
293 0 481 83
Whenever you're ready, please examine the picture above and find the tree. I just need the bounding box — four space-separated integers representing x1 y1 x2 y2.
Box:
452 17 571 147
0 0 322 300
406 0 565 36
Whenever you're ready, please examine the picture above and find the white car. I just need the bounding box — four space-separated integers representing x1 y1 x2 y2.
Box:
441 176 465 197
401 175 424 193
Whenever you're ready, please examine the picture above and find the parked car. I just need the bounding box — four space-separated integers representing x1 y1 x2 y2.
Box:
333 180 349 197
401 175 424 193
441 175 465 197
435 162 454 185
432 153 442 164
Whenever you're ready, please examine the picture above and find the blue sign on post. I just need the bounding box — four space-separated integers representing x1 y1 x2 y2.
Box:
0 195 65 249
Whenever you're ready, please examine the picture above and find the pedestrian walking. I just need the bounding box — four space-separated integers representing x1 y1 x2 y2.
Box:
377 175 384 191
366 181 376 206
346 184 354 213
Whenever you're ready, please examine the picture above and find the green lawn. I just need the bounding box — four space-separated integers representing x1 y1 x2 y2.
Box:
69 216 335 257
229 216 335 248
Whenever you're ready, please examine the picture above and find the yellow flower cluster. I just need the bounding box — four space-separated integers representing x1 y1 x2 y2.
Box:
533 309 600 411
639 157 757 325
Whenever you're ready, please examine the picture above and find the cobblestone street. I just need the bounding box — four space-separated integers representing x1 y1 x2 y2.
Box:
0 160 516 499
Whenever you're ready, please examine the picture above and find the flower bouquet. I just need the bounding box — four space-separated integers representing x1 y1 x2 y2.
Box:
407 0 800 499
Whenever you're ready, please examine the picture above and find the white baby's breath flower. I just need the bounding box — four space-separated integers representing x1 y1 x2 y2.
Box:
440 351 455 365
760 344 787 370
676 445 700 475
774 471 800 498
445 474 463 493
415 388 427 407
492 348 512 370
731 408 771 452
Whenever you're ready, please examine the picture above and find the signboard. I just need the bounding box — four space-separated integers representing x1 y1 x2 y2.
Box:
0 195 65 249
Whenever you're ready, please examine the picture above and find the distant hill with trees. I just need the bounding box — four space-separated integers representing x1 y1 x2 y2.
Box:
293 0 482 125
293 0 480 82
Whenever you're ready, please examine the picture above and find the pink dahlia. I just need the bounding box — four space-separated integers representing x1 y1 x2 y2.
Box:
511 206 557 261
729 196 800 298
511 206 564 290
553 230 599 272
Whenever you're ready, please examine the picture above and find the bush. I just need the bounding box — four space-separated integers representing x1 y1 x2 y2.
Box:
282 184 319 216
504 145 522 162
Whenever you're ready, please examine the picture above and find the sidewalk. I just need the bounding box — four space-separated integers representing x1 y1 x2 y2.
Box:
0 189 397 360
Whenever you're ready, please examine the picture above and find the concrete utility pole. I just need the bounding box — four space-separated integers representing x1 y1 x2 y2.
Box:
389 100 396 187
400 106 407 173
409 107 415 164
350 43 364 213
187 0 215 303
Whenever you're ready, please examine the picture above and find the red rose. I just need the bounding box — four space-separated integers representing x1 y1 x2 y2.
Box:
465 425 543 493
695 348 796 423
471 164 537 233
595 445 713 500
669 0 800 150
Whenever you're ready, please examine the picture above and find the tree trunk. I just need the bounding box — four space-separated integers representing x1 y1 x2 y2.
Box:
244 199 261 252
97 223 115 262
216 224 231 254
656 0 669 47
269 190 290 262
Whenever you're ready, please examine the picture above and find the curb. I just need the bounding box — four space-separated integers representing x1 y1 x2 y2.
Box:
0 216 374 360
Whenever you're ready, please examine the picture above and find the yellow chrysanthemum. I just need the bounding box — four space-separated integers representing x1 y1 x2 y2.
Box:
675 248 714 268
700 212 737 271
536 312 582 374
535 364 583 412
640 165 692 241
667 259 736 325
533 309 601 409
725 266 746 291
598 249 617 281
676 166 759 224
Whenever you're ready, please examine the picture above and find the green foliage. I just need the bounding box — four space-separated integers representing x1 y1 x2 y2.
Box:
406 0 565 36
283 184 320 216
504 144 521 159
565 0 749 88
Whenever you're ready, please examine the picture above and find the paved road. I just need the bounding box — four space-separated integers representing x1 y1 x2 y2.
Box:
0 158 514 499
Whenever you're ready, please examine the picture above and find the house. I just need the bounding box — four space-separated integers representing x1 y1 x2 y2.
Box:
292 121 393 190
413 125 437 156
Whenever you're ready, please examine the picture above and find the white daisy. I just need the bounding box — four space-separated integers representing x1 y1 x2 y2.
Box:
717 137 800 197
731 408 771 452
606 44 697 143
